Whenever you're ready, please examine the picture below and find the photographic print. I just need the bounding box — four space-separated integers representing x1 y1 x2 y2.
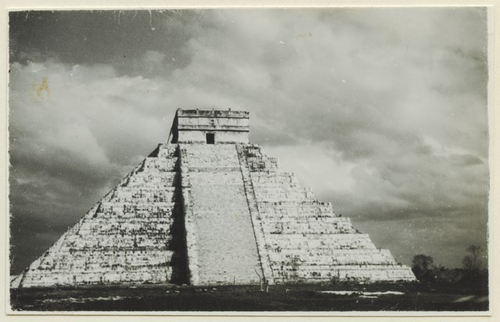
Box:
7 7 490 313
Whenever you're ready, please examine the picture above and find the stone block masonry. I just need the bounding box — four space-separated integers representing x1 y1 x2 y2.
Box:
238 144 415 283
15 109 415 288
18 145 183 287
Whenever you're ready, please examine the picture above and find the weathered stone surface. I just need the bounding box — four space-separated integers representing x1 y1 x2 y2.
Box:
238 144 415 283
18 145 181 287
15 108 415 288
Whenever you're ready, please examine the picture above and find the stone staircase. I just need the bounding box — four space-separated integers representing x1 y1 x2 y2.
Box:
180 144 261 285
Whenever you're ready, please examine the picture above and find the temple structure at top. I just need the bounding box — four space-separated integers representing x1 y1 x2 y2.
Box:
170 109 250 144
12 108 415 288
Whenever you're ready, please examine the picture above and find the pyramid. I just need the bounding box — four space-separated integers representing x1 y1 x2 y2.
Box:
14 109 415 288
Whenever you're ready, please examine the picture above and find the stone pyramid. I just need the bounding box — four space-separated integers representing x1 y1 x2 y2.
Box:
15 109 415 288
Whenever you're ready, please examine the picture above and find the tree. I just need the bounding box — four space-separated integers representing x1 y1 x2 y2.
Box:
411 254 435 282
462 245 483 272
461 245 488 287
412 254 433 271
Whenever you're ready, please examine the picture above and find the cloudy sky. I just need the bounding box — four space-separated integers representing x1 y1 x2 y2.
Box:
9 8 489 274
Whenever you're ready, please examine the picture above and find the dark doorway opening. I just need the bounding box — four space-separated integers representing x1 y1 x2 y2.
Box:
206 133 215 144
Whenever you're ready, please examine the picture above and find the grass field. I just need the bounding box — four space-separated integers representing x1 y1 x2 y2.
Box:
10 282 488 312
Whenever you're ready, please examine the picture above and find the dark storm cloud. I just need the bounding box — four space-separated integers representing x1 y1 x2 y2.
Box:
9 8 489 273
9 10 198 75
